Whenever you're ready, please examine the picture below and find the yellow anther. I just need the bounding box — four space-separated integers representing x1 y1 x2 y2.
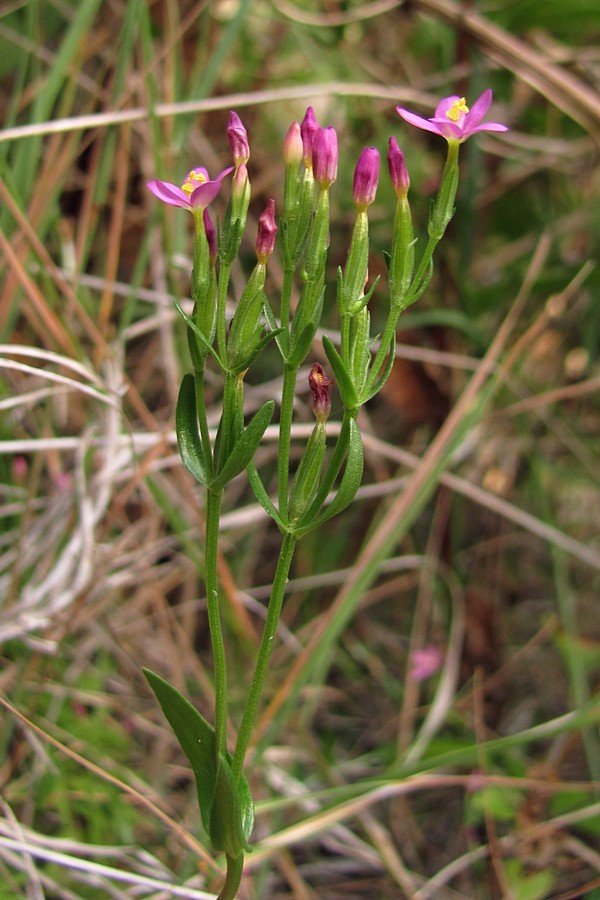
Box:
446 97 469 122
181 169 207 196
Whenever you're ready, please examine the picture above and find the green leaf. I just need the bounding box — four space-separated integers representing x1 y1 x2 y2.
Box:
143 669 217 837
287 321 317 368
296 419 363 534
288 424 326 523
174 300 222 369
176 374 208 486
247 463 286 531
229 326 284 376
210 753 254 857
362 333 397 403
322 335 359 412
210 401 275 492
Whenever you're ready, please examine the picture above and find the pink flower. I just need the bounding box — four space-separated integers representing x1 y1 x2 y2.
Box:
300 106 319 164
312 126 338 188
387 137 410 198
147 165 233 212
408 645 443 682
227 111 250 166
396 89 507 143
309 362 333 423
353 147 380 211
256 198 278 263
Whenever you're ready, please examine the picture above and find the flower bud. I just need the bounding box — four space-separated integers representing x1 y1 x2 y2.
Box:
283 121 303 167
312 127 338 189
353 146 380 211
387 136 410 197
227 110 250 166
300 106 319 165
232 161 248 196
308 362 333 423
256 198 277 263
203 209 217 262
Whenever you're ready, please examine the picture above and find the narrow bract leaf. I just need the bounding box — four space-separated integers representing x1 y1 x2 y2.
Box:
176 374 208 485
143 669 217 837
288 321 317 368
322 336 359 411
211 401 275 492
297 419 364 534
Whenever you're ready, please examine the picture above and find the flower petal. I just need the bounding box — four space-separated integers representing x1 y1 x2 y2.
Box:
216 165 235 182
189 180 226 208
396 107 444 136
147 179 190 208
464 88 492 128
466 122 509 136
434 95 462 119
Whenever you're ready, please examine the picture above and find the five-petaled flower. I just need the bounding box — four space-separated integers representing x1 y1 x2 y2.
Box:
396 89 507 143
147 165 234 212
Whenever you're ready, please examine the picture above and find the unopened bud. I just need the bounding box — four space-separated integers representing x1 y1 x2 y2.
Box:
309 362 333 423
300 106 319 166
256 198 277 263
232 162 250 201
387 137 410 197
203 209 217 262
283 121 303 167
312 127 338 189
353 147 380 211
227 111 250 166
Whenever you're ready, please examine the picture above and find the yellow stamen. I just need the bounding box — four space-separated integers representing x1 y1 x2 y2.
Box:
446 97 469 122
181 169 207 196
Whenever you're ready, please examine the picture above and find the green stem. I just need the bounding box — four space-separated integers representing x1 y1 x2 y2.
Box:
216 259 233 363
217 853 244 900
232 532 297 779
279 265 294 358
205 488 228 758
277 364 298 521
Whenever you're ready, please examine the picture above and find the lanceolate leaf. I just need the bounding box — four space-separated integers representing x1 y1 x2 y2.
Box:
322 335 359 412
210 401 275 492
296 419 364 535
176 374 208 486
143 669 217 837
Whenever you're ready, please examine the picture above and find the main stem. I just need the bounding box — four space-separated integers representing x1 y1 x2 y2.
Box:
217 854 244 900
232 531 297 779
205 488 228 757
277 364 298 520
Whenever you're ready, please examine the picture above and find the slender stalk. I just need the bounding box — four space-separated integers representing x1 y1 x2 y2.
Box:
279 265 294 358
232 531 297 779
277 364 298 521
217 854 244 900
205 488 228 757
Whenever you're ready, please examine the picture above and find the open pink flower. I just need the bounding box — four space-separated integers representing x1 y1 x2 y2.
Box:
396 89 507 143
408 645 444 682
147 165 233 212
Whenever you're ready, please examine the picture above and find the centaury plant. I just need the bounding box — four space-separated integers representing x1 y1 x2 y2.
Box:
145 93 507 899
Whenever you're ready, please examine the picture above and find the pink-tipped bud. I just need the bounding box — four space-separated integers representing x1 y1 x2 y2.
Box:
256 198 277 263
300 106 319 165
203 209 217 262
353 147 380 211
283 121 303 167
232 162 249 200
308 362 333 423
227 111 250 166
387 136 410 197
312 127 338 189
